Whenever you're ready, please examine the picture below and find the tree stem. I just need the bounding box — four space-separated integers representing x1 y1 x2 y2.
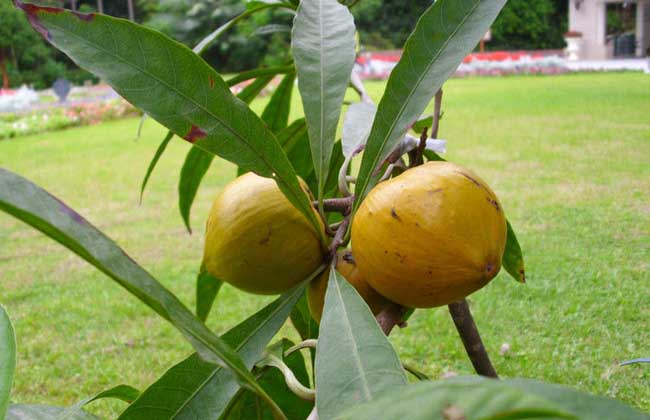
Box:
448 299 498 378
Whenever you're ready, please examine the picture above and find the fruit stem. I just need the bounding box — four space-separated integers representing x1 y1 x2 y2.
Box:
448 299 499 378
328 216 350 257
313 196 354 214
376 302 407 335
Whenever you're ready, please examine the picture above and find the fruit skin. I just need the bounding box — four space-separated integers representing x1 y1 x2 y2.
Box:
308 251 392 323
203 172 324 295
352 161 507 308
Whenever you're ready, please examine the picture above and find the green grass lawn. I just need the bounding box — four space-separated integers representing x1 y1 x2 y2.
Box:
1 73 649 417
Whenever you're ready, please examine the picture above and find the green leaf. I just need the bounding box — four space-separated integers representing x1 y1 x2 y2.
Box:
292 0 356 200
506 378 649 420
323 141 345 198
6 405 100 420
290 292 319 342
17 4 322 243
224 339 313 420
0 305 16 420
277 118 308 149
246 0 296 11
261 72 296 133
315 269 407 419
285 126 314 183
143 76 274 206
139 130 174 203
196 263 223 322
341 101 376 158
237 75 276 105
253 23 292 37
119 284 307 420
354 0 507 211
194 2 294 55
335 379 574 420
410 116 433 134
226 65 295 87
178 146 213 233
0 168 280 416
78 385 141 407
503 220 526 283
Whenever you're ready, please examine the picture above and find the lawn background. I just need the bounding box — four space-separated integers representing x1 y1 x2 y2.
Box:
1 73 649 416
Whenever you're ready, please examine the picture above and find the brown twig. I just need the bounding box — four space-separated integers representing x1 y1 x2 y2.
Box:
431 89 443 139
448 299 498 378
412 126 428 167
313 196 354 214
328 217 350 258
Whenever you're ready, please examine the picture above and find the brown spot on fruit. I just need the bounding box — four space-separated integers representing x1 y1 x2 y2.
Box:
391 207 402 221
428 188 444 195
258 226 272 246
184 125 207 143
485 196 500 211
456 171 483 188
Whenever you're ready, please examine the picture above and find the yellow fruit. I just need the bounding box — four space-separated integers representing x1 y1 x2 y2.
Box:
308 251 392 323
203 172 324 295
351 161 507 308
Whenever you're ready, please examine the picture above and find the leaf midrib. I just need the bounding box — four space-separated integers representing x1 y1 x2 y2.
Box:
356 0 482 205
321 274 372 411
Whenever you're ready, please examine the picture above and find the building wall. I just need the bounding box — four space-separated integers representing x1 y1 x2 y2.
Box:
640 2 650 55
569 0 608 59
569 0 649 59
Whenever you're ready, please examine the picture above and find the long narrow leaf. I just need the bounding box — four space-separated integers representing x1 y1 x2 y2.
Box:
354 0 507 210
194 2 294 55
315 269 407 419
226 65 294 87
139 130 174 202
178 146 213 233
119 283 307 420
196 263 223 322
15 3 322 243
292 0 355 200
336 379 575 420
6 405 100 420
79 385 141 407
261 72 296 133
503 220 526 283
0 168 279 414
0 305 16 420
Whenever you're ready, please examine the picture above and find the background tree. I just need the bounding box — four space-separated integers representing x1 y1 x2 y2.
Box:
0 1 64 89
489 0 567 50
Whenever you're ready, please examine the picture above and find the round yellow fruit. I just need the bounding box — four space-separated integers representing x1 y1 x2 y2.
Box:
203 172 324 295
351 161 507 308
308 251 392 323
